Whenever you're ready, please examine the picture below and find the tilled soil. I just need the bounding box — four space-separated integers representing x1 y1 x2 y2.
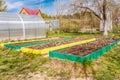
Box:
29 37 89 50
56 38 118 56
11 39 51 46
10 37 70 46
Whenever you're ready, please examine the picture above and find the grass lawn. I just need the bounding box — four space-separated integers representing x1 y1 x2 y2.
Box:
0 32 120 80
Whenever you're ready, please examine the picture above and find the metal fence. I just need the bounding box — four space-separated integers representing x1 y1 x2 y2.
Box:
0 13 47 41
46 20 59 29
50 20 59 28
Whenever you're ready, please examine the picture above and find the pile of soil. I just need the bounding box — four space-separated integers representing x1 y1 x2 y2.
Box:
56 38 118 56
29 37 89 50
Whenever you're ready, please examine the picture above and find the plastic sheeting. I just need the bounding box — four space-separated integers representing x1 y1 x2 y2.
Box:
49 39 120 63
0 12 47 41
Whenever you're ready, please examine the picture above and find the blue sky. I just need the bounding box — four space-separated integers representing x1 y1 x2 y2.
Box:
6 0 70 15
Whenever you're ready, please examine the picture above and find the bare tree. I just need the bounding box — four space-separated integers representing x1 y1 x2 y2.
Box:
112 2 120 26
69 0 120 35
0 0 7 12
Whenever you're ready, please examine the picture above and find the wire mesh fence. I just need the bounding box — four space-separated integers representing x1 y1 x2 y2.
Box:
46 20 59 28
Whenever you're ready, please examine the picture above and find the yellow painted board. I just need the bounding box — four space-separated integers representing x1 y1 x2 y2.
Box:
21 48 41 54
20 38 96 55
21 48 34 53
0 44 4 48
39 38 96 54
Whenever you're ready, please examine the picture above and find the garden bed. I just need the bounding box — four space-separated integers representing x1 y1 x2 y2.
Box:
21 38 96 54
4 37 75 50
49 38 120 62
29 37 89 50
10 37 75 46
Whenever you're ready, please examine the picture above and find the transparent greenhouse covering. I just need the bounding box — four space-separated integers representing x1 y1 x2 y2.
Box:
0 12 47 40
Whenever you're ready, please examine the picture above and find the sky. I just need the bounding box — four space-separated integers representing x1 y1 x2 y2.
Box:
5 0 70 15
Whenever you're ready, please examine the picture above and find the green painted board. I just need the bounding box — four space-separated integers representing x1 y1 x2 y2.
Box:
49 39 120 63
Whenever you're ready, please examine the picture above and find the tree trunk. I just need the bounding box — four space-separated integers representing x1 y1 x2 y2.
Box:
103 0 108 36
107 11 112 31
100 18 112 35
100 14 104 31
103 20 108 35
100 12 113 35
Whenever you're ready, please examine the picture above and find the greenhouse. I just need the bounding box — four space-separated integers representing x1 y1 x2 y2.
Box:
0 12 47 41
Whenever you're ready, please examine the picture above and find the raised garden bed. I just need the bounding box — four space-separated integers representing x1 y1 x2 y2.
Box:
21 38 96 54
0 37 58 48
49 38 120 62
4 37 75 50
10 37 75 46
29 37 89 50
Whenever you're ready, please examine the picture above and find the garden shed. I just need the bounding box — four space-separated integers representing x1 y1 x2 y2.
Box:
0 12 47 41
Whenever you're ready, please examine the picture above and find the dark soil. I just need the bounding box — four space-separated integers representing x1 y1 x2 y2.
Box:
10 37 74 46
10 37 68 46
29 37 89 50
11 39 51 46
56 38 118 56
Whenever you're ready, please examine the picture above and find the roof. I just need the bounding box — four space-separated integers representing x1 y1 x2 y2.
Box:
0 12 44 21
22 8 41 15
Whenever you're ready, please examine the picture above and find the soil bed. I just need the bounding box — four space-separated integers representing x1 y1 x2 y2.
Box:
11 40 51 46
10 37 75 46
28 37 89 50
56 38 118 56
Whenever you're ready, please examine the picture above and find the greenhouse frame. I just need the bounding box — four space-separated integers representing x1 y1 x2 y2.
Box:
0 12 47 41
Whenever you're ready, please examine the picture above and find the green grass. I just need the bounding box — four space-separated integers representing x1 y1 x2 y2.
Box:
0 33 120 79
0 36 58 43
94 45 120 80
48 32 120 39
48 32 102 37
0 48 49 79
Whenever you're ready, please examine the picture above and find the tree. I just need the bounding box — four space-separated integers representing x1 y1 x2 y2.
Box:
112 3 120 27
0 0 7 12
70 0 120 35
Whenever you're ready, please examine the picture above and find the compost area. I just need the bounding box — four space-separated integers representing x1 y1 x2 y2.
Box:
56 38 119 56
28 37 90 50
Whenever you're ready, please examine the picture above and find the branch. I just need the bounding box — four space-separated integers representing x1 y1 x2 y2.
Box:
72 4 102 20
95 0 103 14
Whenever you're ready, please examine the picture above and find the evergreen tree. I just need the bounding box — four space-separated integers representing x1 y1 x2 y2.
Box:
0 0 7 12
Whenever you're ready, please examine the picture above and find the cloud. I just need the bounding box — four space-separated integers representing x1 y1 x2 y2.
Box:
5 0 71 15
6 1 23 10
